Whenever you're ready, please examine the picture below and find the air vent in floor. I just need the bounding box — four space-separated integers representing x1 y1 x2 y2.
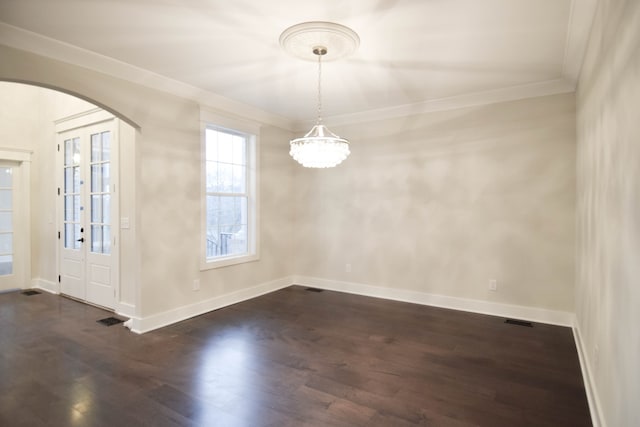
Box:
505 319 533 327
97 317 125 326
22 290 42 296
305 287 324 293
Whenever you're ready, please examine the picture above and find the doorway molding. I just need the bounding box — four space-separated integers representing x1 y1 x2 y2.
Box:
55 108 120 310
0 148 32 292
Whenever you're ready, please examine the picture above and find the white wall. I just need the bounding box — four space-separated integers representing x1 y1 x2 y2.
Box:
293 93 576 313
1 45 576 325
575 0 640 425
0 45 295 324
0 82 53 288
0 82 47 150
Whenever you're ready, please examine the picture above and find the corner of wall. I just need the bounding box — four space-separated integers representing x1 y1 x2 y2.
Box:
572 317 605 427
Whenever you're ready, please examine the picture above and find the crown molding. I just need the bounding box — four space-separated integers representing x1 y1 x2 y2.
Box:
0 22 296 131
298 78 576 131
562 0 599 83
2 18 585 133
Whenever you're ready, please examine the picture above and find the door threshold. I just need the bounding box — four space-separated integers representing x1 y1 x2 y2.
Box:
60 293 114 312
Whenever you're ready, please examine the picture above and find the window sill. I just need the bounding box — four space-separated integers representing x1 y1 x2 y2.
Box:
200 253 259 270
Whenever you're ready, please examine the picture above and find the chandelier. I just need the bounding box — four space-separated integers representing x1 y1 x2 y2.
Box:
280 22 359 168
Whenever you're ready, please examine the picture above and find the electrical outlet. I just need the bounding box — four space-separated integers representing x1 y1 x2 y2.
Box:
489 279 497 291
345 263 352 273
193 279 200 291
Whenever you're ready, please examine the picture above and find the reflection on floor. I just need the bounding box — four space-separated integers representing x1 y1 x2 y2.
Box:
0 286 591 426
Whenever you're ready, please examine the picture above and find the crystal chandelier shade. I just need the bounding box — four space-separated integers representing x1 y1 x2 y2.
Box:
280 22 358 169
290 123 350 168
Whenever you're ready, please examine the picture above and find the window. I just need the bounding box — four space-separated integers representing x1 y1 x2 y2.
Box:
202 123 258 268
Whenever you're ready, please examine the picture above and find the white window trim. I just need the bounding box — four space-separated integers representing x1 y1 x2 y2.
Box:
200 108 260 270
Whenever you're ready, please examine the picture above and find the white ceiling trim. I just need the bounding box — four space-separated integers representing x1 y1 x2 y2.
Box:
562 0 599 83
306 78 576 131
0 22 296 131
2 19 583 132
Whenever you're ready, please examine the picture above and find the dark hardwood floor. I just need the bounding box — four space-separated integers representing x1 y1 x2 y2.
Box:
0 286 591 426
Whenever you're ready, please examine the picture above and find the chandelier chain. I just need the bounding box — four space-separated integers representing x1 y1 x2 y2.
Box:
317 52 323 123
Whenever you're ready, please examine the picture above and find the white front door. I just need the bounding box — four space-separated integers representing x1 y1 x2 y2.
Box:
0 160 27 292
58 119 118 309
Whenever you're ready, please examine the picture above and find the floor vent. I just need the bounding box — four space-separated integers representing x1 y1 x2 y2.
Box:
22 290 42 296
305 287 324 293
97 317 125 327
505 319 533 327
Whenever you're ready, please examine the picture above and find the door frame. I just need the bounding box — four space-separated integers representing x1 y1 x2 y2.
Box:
55 108 120 309
0 148 31 292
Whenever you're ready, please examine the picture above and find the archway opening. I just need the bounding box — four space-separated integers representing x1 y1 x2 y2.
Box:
0 81 137 317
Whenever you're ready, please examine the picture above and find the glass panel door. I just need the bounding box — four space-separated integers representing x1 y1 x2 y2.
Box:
63 137 82 250
58 116 117 309
90 131 111 254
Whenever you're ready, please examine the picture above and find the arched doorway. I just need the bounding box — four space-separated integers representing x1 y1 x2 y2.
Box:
0 81 137 314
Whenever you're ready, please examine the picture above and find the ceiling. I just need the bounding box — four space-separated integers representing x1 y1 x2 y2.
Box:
0 0 596 128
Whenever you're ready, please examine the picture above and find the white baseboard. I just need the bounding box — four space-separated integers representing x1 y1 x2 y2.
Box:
573 322 605 427
29 272 573 332
32 278 59 294
130 276 292 334
292 275 575 327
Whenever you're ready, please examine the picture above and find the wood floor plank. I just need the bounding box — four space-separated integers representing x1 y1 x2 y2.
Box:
0 286 591 426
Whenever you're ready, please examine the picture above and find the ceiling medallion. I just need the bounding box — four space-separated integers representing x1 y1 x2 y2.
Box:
280 21 360 62
280 22 359 168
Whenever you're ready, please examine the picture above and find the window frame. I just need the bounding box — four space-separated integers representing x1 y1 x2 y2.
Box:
200 110 260 270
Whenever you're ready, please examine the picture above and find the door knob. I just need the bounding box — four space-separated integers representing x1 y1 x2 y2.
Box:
77 237 84 242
